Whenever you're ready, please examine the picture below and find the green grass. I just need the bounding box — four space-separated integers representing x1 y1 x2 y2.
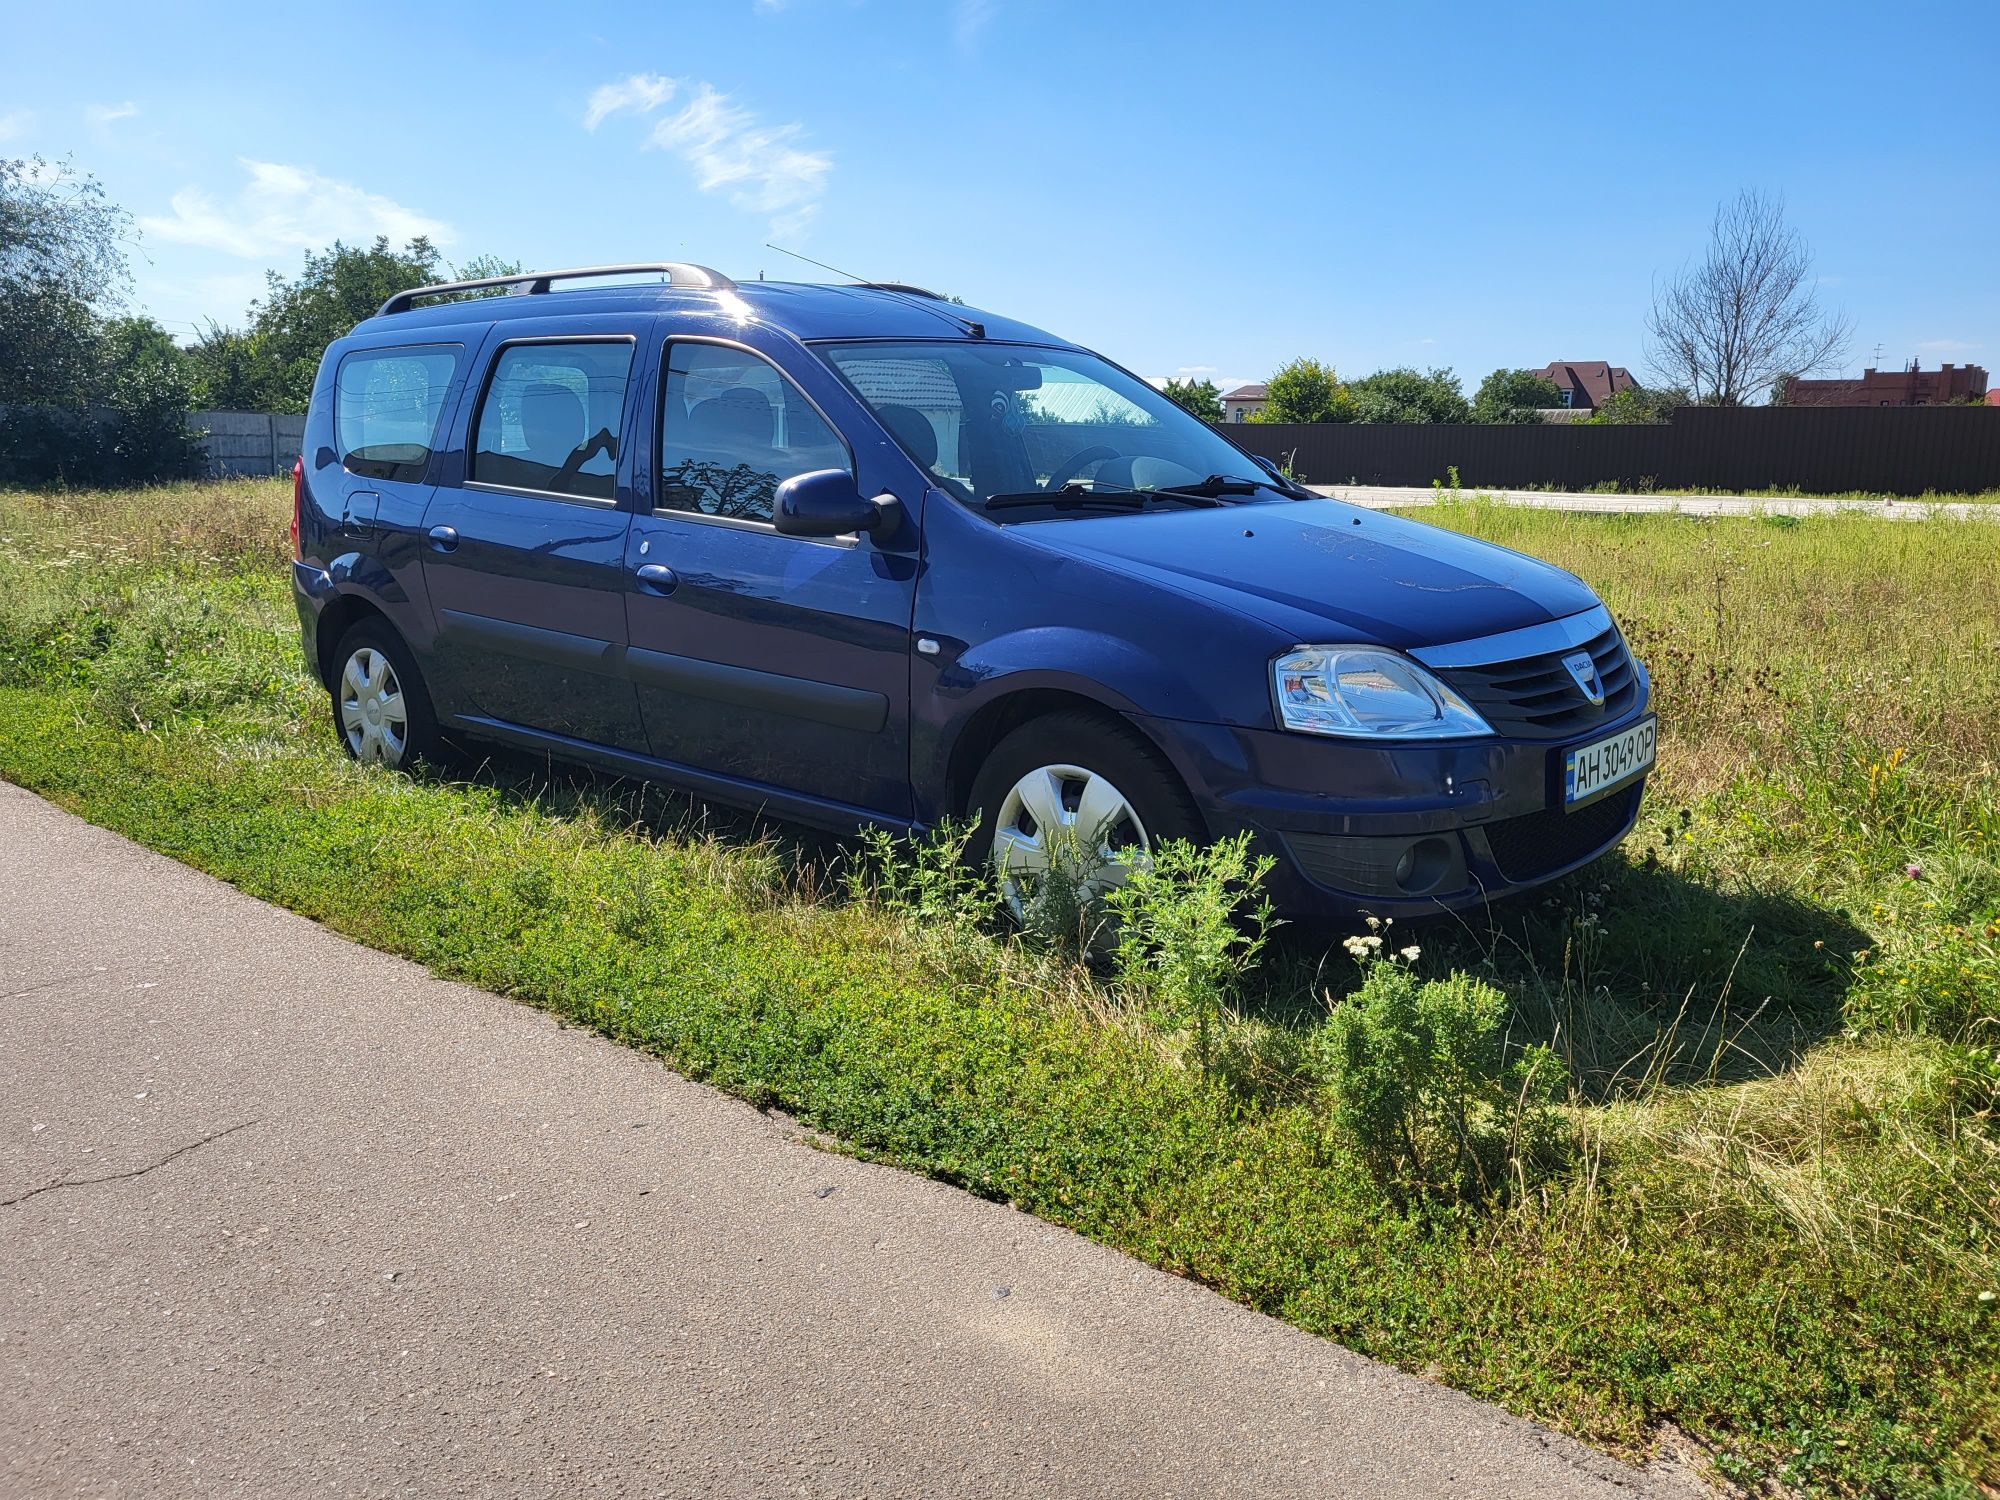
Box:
3 479 1997 1496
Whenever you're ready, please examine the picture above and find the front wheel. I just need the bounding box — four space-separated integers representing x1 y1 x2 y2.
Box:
330 619 440 770
965 710 1203 923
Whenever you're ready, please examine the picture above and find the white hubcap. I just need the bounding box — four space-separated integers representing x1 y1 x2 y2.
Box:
991 763 1151 917
338 647 408 765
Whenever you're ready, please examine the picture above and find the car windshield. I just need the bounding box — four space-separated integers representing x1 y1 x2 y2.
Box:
818 341 1285 514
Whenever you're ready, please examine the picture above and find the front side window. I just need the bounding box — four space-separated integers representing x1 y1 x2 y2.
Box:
471 341 633 501
335 345 459 482
821 341 1280 514
658 343 848 522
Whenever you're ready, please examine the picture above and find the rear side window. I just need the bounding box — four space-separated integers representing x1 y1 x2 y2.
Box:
471 340 634 501
335 346 459 482
658 343 849 523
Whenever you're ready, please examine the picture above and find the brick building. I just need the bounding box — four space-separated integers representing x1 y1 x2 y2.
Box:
1782 362 1989 407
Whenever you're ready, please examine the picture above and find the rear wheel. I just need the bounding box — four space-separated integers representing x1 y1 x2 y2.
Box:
966 710 1203 921
330 619 440 770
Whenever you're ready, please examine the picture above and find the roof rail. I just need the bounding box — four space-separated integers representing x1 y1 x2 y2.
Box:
376 262 737 317
857 281 946 300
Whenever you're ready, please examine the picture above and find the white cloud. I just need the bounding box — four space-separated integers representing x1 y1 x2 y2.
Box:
138 159 452 260
586 75 831 238
86 101 139 128
954 0 995 51
1916 338 1978 354
585 73 674 131
0 109 33 142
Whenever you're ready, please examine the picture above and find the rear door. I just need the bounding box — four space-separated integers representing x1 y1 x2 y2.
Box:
320 342 465 639
622 336 918 821
419 326 647 751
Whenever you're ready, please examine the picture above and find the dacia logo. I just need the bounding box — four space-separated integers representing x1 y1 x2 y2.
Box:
1562 649 1606 707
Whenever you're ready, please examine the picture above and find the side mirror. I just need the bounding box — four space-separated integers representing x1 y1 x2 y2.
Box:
774 468 895 538
1253 454 1285 480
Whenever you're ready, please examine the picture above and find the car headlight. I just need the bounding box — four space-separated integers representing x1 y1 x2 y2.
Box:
1271 646 1492 739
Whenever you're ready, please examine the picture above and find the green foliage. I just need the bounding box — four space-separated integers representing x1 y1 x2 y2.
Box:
847 817 999 933
1104 834 1275 1074
185 322 269 411
1345 366 1470 424
1589 386 1687 425
0 161 198 483
94 316 204 481
1 155 132 407
237 236 447 412
5 480 2000 1495
1251 357 1351 424
1160 376 1224 422
1314 953 1567 1202
1471 367 1565 424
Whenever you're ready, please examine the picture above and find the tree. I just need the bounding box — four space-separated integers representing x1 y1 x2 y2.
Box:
1251 358 1350 424
246 236 448 411
1346 366 1469 424
185 322 267 410
1588 386 1687 425
1471 368 1564 424
95 315 202 478
0 156 133 406
1645 190 1849 406
1161 376 1224 422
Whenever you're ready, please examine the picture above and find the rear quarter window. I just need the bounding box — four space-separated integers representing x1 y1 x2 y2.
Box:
335 346 460 482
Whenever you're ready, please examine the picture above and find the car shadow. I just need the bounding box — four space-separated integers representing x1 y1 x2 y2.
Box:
1246 854 1872 1098
414 743 1869 1101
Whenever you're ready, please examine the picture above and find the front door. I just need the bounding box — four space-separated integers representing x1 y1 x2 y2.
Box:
623 338 917 821
420 332 646 752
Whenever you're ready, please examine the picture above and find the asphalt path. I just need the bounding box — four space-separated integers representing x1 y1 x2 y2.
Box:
1310 483 1998 520
0 781 1700 1498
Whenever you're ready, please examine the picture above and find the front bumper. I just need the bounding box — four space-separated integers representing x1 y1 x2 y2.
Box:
1134 693 1652 921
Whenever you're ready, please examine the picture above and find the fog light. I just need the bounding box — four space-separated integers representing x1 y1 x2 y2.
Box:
1394 837 1454 894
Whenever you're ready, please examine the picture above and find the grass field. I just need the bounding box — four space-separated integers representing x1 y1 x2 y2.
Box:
2 479 1996 1496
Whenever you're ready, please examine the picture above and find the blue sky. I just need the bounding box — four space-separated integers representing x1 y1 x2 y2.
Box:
6 0 1995 393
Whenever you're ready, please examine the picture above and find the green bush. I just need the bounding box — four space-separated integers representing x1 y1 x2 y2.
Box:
1313 955 1569 1202
847 817 999 934
1103 834 1275 1074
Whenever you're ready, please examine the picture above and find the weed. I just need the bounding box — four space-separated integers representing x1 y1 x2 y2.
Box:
1102 833 1276 1075
5 478 2000 1494
1314 947 1568 1203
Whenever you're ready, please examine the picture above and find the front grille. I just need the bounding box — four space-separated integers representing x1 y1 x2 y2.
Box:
1438 625 1639 740
1479 786 1641 884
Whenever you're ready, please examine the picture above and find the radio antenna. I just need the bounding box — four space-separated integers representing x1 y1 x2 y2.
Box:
763 242 983 338
764 243 871 283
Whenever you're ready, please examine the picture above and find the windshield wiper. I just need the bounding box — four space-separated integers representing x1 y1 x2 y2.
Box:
982 484 1222 513
1154 473 1268 500
983 484 1148 512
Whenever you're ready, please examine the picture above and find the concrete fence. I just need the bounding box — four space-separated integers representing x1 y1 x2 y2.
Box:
195 410 307 478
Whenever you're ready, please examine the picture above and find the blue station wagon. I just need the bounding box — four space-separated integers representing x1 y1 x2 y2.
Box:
292 263 1654 920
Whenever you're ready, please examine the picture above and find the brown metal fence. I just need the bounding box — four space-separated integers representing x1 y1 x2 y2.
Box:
1210 407 2000 496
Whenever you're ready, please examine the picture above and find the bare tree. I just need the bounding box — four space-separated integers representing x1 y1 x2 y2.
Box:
1645 190 1850 406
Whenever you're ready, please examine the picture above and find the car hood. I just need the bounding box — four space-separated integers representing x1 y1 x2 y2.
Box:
1028 497 1602 650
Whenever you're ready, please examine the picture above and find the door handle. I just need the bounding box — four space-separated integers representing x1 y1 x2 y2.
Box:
635 562 678 594
427 525 459 552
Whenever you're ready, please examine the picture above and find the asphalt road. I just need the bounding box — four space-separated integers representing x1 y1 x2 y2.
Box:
0 782 1699 1498
1309 483 1999 520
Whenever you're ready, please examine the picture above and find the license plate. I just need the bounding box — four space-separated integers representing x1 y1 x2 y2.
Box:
1564 716 1655 808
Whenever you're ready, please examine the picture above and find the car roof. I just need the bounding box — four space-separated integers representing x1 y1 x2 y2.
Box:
348 279 1076 349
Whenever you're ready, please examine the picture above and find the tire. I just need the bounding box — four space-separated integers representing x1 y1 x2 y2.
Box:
964 709 1204 921
328 618 442 770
